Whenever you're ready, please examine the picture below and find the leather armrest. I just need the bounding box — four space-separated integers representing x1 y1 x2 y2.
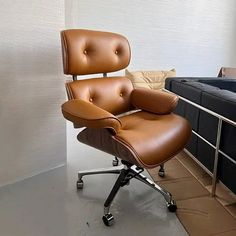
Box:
131 88 179 114
61 99 122 134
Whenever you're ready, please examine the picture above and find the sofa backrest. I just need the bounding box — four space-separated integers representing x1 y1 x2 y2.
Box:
199 79 236 93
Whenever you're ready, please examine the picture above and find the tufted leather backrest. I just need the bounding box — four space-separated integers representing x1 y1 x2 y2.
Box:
61 29 131 75
66 76 134 115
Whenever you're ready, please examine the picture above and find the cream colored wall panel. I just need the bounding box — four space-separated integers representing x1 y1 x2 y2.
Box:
0 0 66 186
65 0 236 76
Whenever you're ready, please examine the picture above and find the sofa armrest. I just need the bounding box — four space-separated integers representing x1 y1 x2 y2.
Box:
131 88 179 114
61 99 122 134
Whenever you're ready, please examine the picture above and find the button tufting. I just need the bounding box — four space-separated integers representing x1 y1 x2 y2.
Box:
84 50 87 55
89 98 93 102
119 93 123 97
115 50 118 54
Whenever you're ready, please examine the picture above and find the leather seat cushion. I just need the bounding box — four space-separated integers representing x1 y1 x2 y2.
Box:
77 111 191 169
117 111 191 168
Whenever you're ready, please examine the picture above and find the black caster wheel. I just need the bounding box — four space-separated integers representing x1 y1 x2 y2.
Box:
167 201 177 212
102 213 114 226
158 170 165 177
112 159 119 166
76 179 84 190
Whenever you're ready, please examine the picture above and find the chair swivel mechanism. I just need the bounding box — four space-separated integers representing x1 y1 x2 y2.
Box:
60 29 191 226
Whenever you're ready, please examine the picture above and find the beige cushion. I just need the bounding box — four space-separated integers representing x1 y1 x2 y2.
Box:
218 67 236 79
125 68 176 90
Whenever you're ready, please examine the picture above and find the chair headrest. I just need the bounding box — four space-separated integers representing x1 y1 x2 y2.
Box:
61 29 131 75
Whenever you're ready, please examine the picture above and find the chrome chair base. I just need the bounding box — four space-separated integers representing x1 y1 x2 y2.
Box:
77 160 176 226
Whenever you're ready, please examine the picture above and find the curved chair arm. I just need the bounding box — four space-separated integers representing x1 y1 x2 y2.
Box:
61 99 122 134
131 88 179 114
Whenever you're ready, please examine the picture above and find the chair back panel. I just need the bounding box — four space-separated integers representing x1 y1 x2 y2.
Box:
66 76 134 115
61 29 131 75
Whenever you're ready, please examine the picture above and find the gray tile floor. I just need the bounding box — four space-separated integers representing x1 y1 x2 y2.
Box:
0 123 188 236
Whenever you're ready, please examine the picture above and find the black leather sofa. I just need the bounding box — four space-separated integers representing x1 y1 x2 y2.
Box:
165 77 236 193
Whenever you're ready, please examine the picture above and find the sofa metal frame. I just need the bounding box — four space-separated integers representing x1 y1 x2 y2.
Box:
164 88 236 196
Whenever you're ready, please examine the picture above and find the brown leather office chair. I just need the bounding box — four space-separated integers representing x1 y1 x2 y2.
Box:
60 29 191 226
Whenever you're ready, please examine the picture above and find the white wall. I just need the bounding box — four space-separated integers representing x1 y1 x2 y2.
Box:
65 0 236 76
0 1 66 186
